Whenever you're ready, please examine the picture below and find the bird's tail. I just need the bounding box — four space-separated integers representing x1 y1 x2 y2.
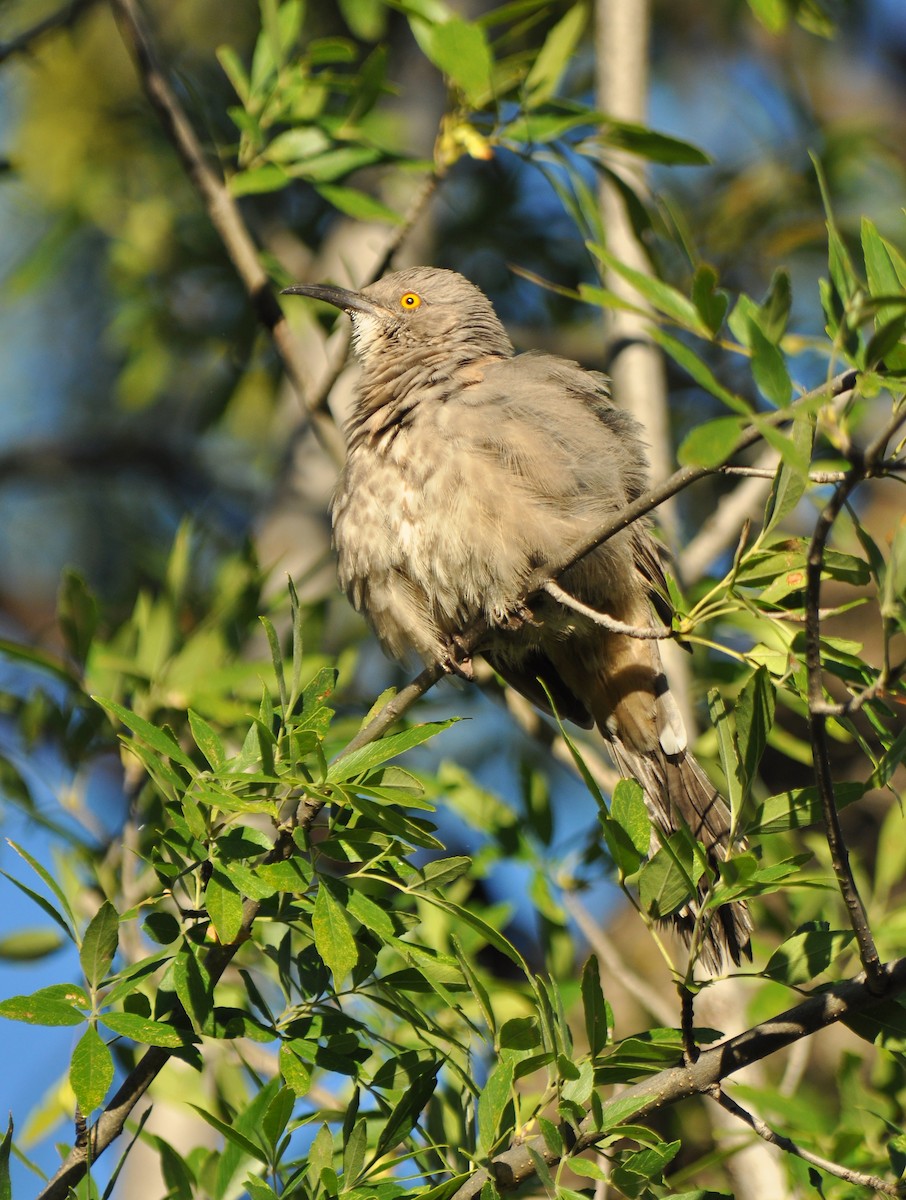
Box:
527 629 752 969
607 736 753 971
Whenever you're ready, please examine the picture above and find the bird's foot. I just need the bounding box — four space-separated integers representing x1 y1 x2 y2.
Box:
440 634 475 681
495 601 537 632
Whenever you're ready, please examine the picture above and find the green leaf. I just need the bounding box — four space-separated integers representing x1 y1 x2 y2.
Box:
172 948 213 1034
70 1024 114 1114
0 928 64 960
216 43 251 103
101 1010 198 1048
405 855 471 891
581 955 610 1057
749 780 866 836
590 245 706 332
374 1065 438 1157
312 880 359 987
230 165 290 196
759 268 793 340
188 710 226 771
0 1116 11 1200
190 1104 268 1164
524 2 589 106
477 1057 514 1154
6 839 77 933
763 415 814 533
261 1086 295 1153
638 832 701 918
764 925 855 984
315 184 401 224
327 720 456 781
749 321 792 406
93 697 197 771
343 1116 368 1186
421 16 493 106
650 327 750 413
843 996 906 1054
0 871 75 945
339 0 386 39
598 121 710 166
80 900 119 989
610 779 650 854
707 690 743 827
677 415 745 468
57 569 98 665
279 1043 312 1096
205 868 245 945
735 667 775 802
691 264 729 336
0 990 86 1026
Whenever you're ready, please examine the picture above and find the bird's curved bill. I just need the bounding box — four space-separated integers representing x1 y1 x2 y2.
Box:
281 283 381 316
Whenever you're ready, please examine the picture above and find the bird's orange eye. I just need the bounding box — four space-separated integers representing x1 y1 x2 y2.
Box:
399 292 422 309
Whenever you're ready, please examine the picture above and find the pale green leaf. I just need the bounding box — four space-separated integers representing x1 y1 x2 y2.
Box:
477 1057 514 1154
312 881 359 986
70 1025 114 1114
205 868 245 945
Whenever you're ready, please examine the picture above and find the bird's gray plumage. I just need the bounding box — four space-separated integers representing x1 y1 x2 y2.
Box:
284 266 752 968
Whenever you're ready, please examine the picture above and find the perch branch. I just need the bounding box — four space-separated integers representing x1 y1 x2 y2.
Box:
543 580 675 639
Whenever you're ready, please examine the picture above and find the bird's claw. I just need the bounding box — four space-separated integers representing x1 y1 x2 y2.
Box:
496 601 536 632
440 635 474 681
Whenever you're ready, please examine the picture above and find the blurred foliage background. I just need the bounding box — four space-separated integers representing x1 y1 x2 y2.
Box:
2 0 906 1197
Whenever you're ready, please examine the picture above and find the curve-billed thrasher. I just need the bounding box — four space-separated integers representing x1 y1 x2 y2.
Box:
284 266 751 967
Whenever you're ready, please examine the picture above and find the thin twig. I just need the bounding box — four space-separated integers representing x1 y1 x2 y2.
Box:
0 0 99 65
710 1086 903 1196
810 658 906 717
543 580 675 639
109 0 345 465
803 406 906 992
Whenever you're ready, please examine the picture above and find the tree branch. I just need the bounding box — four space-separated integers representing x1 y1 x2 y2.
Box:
0 0 100 65
543 580 675 638
710 1086 903 1195
108 0 346 465
803 405 906 992
451 956 906 1200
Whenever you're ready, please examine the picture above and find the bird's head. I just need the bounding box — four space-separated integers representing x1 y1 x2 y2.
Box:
282 266 514 370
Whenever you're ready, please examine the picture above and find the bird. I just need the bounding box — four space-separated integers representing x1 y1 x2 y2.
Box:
283 266 751 969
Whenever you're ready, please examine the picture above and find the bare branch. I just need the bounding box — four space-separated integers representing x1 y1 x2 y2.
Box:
451 956 906 1200
543 580 675 639
0 0 99 65
108 0 345 465
803 405 906 991
711 1087 903 1195
810 657 906 717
